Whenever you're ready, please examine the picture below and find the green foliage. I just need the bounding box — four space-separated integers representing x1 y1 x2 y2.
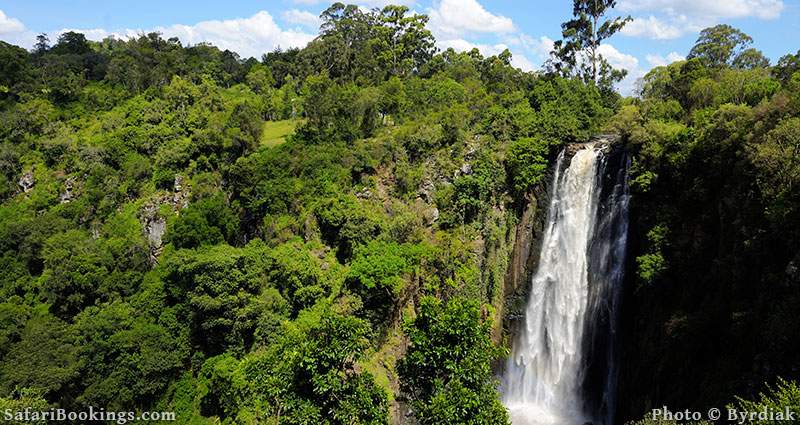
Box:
245 63 275 94
729 379 800 424
0 387 50 425
750 117 800 224
161 242 289 354
635 253 666 286
73 302 188 408
621 21 800 422
346 241 429 325
506 137 550 195
482 91 536 142
550 0 631 90
688 25 754 68
0 41 30 100
267 239 330 315
732 48 770 70
773 50 800 83
349 242 409 292
0 6 737 424
315 194 383 260
300 74 366 142
529 76 611 141
309 3 434 83
38 230 112 318
636 223 669 287
398 297 509 425
167 194 239 249
444 152 506 225
0 313 78 398
197 305 389 424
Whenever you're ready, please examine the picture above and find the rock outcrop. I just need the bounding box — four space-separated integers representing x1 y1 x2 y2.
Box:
140 174 191 265
18 171 34 193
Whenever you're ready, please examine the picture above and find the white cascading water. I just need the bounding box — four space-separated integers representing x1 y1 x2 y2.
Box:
502 142 628 425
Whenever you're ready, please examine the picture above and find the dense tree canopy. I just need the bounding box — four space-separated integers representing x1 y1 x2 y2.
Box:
0 2 798 424
688 24 755 68
610 23 800 423
1 4 601 422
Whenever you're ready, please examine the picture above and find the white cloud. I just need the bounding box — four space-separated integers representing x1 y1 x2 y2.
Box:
0 9 37 48
439 38 508 55
510 54 536 72
598 43 640 71
0 10 24 34
282 9 321 29
646 51 685 67
621 15 685 40
618 0 784 20
428 0 539 70
599 46 684 96
597 43 644 95
505 34 554 63
53 11 315 59
427 0 515 38
358 0 417 6
153 12 314 58
293 0 416 6
619 0 784 39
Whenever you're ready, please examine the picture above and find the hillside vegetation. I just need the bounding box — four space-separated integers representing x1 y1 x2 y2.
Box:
0 4 614 424
613 25 800 422
0 2 798 425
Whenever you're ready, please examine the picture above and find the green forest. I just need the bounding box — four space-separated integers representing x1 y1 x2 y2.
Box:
1 1 799 424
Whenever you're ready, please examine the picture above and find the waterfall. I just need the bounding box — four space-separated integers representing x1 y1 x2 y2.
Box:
502 142 630 425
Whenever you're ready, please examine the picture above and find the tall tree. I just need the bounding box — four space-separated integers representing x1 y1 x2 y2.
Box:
732 47 770 70
773 50 800 83
312 3 435 82
50 31 92 55
688 24 753 68
318 3 378 81
33 33 49 56
378 5 435 77
549 0 631 86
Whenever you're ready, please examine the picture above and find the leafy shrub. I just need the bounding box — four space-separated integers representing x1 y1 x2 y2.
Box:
398 297 508 425
506 137 549 195
728 378 800 424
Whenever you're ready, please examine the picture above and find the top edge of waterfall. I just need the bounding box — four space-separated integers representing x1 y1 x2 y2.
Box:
564 134 620 149
562 134 623 159
589 134 621 144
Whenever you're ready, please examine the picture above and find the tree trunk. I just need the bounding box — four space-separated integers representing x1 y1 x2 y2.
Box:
591 0 599 82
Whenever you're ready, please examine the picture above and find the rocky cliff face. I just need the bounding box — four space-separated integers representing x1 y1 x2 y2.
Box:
498 182 548 344
139 174 191 264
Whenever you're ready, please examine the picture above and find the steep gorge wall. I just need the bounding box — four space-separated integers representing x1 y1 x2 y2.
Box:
496 165 551 346
615 145 800 423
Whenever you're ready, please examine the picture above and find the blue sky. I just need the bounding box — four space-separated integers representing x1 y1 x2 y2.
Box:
1 0 799 94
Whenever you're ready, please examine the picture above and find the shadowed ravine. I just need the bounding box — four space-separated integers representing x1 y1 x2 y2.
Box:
502 141 630 425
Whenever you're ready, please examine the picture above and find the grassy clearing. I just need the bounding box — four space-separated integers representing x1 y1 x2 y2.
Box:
260 119 303 147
